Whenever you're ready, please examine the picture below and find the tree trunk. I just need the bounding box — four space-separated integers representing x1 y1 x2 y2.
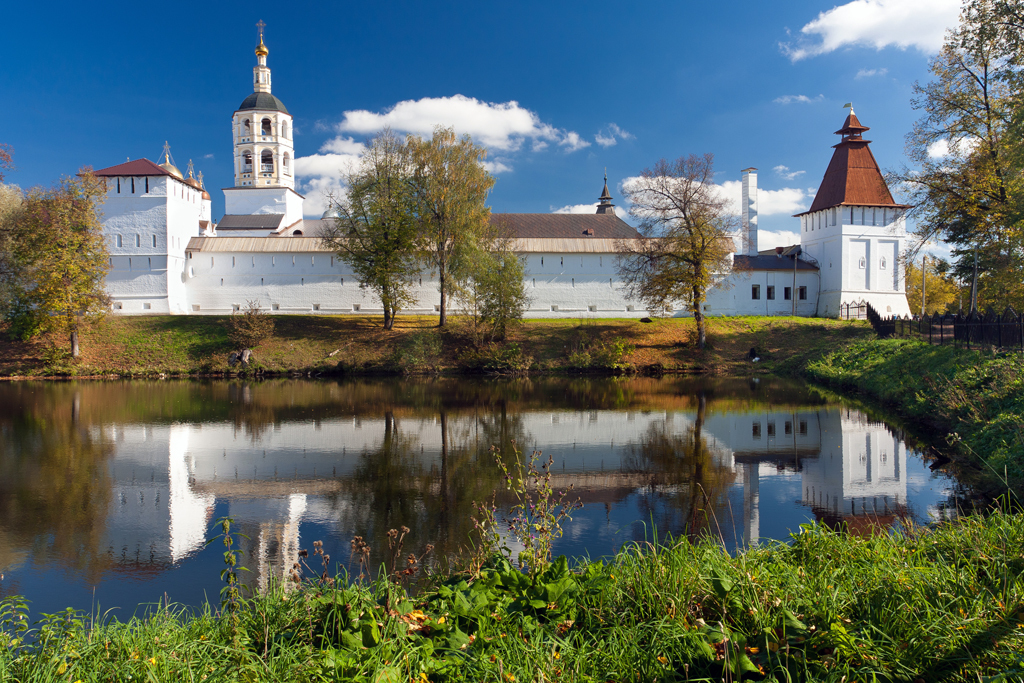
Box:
692 286 706 349
438 272 447 327
383 307 393 331
71 329 80 358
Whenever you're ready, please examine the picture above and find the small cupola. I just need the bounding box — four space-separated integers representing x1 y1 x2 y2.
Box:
596 171 616 215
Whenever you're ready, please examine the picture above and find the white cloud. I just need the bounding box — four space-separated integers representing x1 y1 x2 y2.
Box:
482 159 513 174
781 0 960 62
294 145 362 217
757 230 802 251
927 137 980 159
773 165 806 181
927 139 951 158
320 136 366 155
717 180 810 216
552 203 629 220
560 131 591 152
334 94 587 153
595 123 634 148
202 153 215 160
774 94 824 105
855 67 889 79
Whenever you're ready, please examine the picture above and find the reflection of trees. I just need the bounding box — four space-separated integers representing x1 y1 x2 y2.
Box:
622 393 736 543
0 386 115 581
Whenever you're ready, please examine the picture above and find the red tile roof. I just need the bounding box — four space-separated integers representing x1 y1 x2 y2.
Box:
93 158 171 177
798 113 910 216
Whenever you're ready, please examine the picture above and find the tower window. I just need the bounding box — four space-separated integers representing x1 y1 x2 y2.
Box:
283 152 291 176
242 151 252 173
261 149 273 174
261 118 272 135
243 119 251 136
282 120 290 138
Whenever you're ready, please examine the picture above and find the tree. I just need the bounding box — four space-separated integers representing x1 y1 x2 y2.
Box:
0 183 25 318
409 127 495 327
2 171 110 357
322 129 420 330
894 0 1024 310
905 256 962 314
226 299 276 348
616 154 736 349
0 144 12 183
456 218 530 342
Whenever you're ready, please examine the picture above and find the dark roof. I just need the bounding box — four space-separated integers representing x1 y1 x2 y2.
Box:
93 158 171 177
490 213 640 239
237 92 289 114
798 112 908 216
217 214 285 230
733 254 818 272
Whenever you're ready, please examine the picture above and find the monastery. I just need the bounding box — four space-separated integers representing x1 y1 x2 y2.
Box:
93 33 911 319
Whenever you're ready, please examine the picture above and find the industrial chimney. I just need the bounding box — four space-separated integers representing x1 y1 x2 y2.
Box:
741 168 758 256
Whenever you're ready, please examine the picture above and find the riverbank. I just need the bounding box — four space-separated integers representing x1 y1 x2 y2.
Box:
1 512 1021 682
0 314 872 378
804 338 1024 494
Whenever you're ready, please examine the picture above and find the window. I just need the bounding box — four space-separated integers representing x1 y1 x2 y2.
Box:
767 422 775 437
588 305 597 312
143 303 151 310
152 235 157 247
272 304 280 310
784 287 792 300
767 285 775 300
571 278 575 287
116 235 123 248
752 422 761 439
540 257 544 266
352 304 360 311
113 302 122 310
232 257 236 267
261 149 273 173
243 119 251 136
551 305 559 311
859 256 867 269
282 120 289 138
131 178 135 193
560 257 563 266
243 151 253 173
751 284 760 300
261 118 272 135
785 421 792 435
532 278 536 288
145 178 149 193
880 256 887 270
283 152 291 176
799 420 808 435
313 304 320 311
116 179 120 193
798 286 807 300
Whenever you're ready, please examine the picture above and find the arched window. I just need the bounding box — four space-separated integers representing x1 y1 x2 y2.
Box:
283 152 291 176
242 151 253 173
282 120 290 138
261 118 272 135
261 149 274 173
880 256 887 270
243 119 251 136
858 256 867 269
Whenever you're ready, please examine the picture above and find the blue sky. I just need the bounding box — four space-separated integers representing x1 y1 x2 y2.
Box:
1 0 960 251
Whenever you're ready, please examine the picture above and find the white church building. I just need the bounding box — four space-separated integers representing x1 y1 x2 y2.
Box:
93 34 910 319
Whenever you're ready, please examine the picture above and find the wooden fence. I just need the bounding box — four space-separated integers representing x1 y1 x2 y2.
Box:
841 300 1024 351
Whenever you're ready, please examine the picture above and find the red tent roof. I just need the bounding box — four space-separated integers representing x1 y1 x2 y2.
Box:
93 158 171 177
797 112 909 216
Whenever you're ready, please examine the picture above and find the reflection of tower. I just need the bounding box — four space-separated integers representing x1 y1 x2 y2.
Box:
254 494 306 592
169 425 215 562
742 463 759 546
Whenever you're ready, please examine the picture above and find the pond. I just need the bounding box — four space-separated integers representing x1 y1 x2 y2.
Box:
0 377 958 618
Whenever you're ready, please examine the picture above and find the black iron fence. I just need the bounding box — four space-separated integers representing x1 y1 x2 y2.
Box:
843 300 1024 351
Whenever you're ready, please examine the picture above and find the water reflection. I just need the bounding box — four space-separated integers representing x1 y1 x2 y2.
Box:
0 378 954 614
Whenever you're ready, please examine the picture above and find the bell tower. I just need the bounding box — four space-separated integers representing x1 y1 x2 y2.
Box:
222 22 304 231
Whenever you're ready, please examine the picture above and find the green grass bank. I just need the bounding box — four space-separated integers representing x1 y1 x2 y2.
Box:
2 513 1022 682
0 315 871 378
804 338 1024 493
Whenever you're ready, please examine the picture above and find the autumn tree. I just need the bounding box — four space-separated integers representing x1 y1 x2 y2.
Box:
322 129 420 330
0 143 13 182
456 218 530 342
1 171 110 356
616 154 736 349
905 256 962 315
894 0 1024 310
0 182 25 318
409 127 495 327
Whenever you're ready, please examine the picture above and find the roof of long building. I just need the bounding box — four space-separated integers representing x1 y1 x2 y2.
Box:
186 236 629 254
93 158 172 177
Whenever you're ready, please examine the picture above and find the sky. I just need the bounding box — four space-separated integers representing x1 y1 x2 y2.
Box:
1 0 962 254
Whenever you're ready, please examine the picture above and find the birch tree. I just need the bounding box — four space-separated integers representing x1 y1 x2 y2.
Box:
321 129 419 330
409 127 495 327
616 154 735 349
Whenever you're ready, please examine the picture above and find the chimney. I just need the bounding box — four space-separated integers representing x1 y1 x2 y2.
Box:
741 168 758 256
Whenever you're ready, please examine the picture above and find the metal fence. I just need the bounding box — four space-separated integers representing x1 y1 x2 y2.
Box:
846 301 1024 351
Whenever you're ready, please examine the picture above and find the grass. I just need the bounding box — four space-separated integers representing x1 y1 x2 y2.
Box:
804 338 1024 494
1 513 1023 682
0 314 874 378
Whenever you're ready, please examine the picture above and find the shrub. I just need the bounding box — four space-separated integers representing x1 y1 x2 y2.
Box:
226 300 275 349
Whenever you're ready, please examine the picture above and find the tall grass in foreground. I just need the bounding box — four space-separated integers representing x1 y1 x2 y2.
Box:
1 512 1023 682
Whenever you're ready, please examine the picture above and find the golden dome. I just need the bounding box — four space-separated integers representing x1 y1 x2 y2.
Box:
160 161 183 180
256 37 268 57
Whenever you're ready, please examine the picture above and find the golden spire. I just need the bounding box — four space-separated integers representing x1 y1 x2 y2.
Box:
255 20 268 57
